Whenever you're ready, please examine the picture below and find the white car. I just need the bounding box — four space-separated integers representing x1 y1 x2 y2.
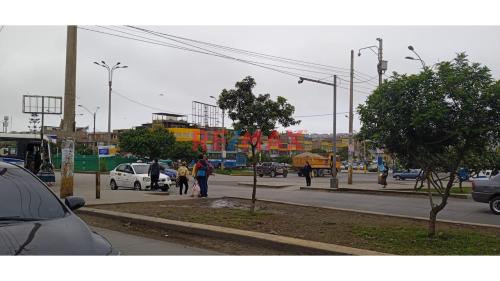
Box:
109 163 171 191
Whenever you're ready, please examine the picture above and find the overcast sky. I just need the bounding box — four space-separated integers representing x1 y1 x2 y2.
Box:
1 25 500 135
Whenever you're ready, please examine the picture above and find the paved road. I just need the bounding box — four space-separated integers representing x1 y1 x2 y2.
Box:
92 227 219 255
53 173 497 227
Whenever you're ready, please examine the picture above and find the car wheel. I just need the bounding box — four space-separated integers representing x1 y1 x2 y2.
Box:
134 181 142 191
271 171 276 177
259 174 263 177
283 172 288 178
395 175 401 180
110 179 118 190
489 196 500 215
161 184 169 192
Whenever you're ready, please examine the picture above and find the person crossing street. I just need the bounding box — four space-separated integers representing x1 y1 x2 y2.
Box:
148 158 161 190
177 161 189 195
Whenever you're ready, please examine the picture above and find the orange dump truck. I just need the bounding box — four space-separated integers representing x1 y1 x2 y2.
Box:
292 152 341 177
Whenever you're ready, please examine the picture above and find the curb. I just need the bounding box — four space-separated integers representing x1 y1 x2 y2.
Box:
79 207 386 255
238 182 294 188
299 186 471 199
224 196 500 230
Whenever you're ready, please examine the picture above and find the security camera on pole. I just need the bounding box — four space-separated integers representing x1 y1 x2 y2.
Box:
357 38 388 183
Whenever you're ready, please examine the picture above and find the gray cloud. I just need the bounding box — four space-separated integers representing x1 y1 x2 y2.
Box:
1 26 499 134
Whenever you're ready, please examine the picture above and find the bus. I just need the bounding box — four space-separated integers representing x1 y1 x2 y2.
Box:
0 133 52 172
206 151 246 169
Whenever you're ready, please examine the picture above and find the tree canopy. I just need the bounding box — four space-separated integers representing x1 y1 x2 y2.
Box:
118 127 176 160
358 54 500 235
216 76 300 211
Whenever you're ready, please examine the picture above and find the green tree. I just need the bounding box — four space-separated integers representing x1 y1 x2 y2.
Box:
169 141 204 163
217 76 300 212
118 127 176 160
358 54 500 236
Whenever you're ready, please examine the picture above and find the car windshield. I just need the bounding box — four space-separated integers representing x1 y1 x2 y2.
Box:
133 164 150 174
0 166 66 221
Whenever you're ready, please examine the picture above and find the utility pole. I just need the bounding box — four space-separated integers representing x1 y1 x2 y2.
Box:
61 25 77 199
377 38 383 86
331 75 338 188
62 26 77 134
348 50 354 185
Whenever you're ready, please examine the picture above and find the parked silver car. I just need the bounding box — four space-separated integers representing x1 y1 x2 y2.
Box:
472 173 500 215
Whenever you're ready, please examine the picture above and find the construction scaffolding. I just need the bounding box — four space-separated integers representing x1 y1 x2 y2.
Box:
192 101 219 128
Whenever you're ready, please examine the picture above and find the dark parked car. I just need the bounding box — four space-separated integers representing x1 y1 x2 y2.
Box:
257 162 288 178
393 169 422 180
158 162 178 186
0 162 116 255
472 173 500 215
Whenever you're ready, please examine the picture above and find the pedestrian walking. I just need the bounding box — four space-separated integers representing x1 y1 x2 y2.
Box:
380 162 388 188
192 154 209 198
303 161 313 187
177 161 189 195
148 158 161 190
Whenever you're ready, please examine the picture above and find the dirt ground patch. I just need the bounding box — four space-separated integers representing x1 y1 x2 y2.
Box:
79 213 290 255
85 197 500 255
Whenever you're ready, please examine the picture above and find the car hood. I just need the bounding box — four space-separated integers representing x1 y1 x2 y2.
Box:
0 214 112 255
136 173 170 180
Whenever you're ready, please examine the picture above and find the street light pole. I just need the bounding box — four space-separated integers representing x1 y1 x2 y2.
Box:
78 105 100 143
94 61 128 146
405 45 426 69
298 76 338 188
358 38 387 87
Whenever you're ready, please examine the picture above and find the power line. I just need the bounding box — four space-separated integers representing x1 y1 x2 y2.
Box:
97 25 343 78
295 112 349 118
125 25 357 76
80 26 319 80
112 89 189 116
353 74 379 85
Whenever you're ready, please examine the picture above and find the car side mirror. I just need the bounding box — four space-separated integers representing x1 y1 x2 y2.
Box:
65 196 86 211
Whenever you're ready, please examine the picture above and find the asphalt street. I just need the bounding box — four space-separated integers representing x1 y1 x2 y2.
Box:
54 172 498 227
92 227 219 255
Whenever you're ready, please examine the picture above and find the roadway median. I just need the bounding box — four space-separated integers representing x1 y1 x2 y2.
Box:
79 197 500 255
79 206 383 255
300 186 471 199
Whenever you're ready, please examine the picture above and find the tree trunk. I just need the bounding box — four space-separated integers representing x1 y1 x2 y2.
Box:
250 145 257 213
459 180 463 193
427 171 456 237
428 208 438 236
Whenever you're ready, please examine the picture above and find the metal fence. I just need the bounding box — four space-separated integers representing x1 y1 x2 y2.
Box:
52 155 139 172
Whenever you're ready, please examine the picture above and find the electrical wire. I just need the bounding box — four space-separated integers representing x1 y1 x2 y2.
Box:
80 26 319 80
97 26 340 79
295 112 349 118
112 89 189 116
125 25 357 76
82 26 375 98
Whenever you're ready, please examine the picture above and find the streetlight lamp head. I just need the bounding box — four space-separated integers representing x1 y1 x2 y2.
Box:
101 60 106 64
93 62 99 65
408 45 414 51
121 65 128 68
116 62 121 65
209 95 215 98
357 52 361 57
405 56 415 60
78 104 82 107
298 78 304 84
